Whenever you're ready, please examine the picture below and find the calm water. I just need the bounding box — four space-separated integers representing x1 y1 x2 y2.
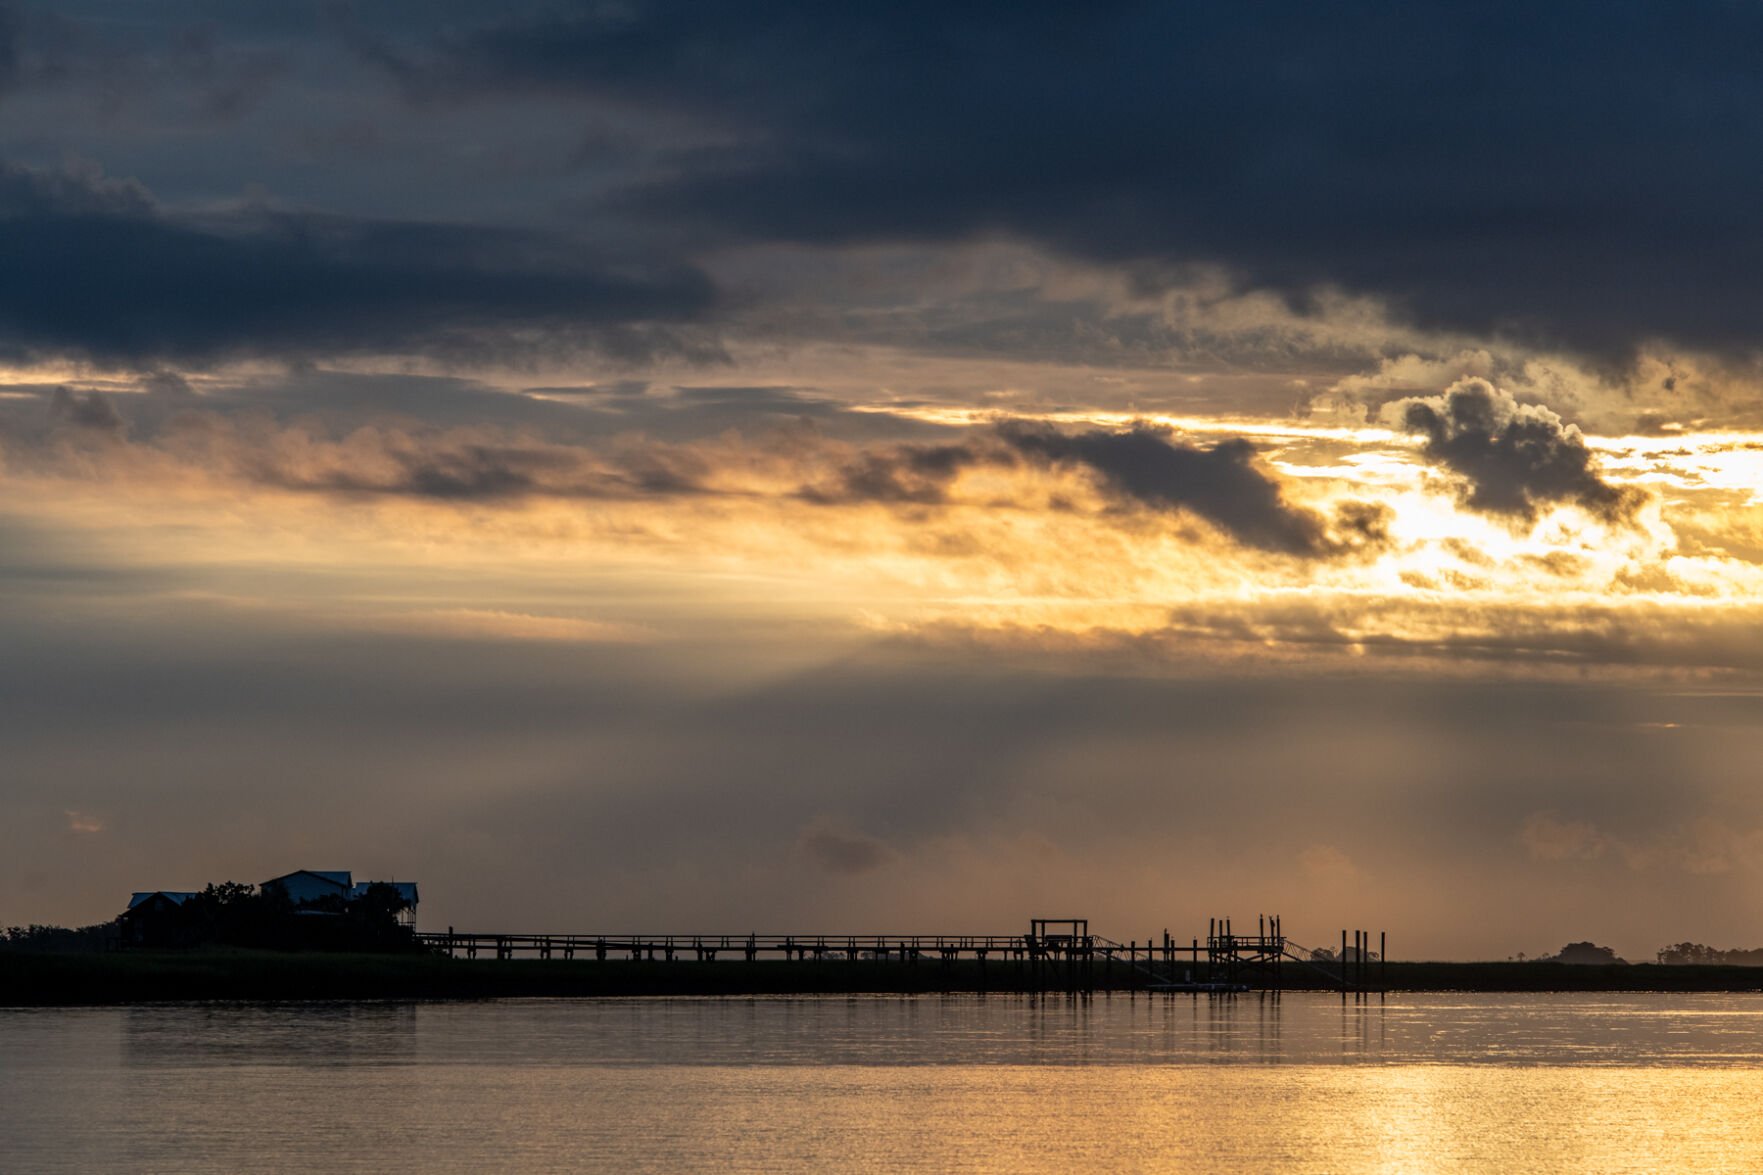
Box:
6 993 1763 1172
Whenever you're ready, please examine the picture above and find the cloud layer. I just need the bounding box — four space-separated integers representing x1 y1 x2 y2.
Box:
0 161 716 365
1399 378 1646 523
399 2 1763 357
5 4 1763 369
998 423 1388 557
10 383 1395 559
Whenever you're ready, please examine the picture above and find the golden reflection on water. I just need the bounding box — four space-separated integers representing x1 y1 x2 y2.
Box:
7 996 1763 1172
575 1065 1763 1173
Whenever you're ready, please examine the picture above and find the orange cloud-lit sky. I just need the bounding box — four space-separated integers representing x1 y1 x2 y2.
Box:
7 3 1763 961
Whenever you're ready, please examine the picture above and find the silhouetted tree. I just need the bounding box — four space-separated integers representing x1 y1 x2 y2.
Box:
1549 941 1625 965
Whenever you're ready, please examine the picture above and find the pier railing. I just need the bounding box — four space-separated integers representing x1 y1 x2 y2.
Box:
413 916 1385 991
415 931 1078 962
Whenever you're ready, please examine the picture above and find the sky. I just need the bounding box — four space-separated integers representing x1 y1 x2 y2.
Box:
7 2 1763 961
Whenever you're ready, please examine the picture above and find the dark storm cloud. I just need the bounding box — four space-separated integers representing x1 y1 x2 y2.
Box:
1400 379 1645 524
802 422 1388 557
0 160 716 364
399 1 1763 356
0 5 20 96
1000 423 1387 557
1002 424 1313 553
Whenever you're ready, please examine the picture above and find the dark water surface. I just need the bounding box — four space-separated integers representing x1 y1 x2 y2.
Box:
6 993 1763 1171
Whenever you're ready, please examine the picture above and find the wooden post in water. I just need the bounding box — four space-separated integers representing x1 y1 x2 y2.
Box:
1381 931 1387 993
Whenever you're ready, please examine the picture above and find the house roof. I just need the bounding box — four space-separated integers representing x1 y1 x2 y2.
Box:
349 880 418 905
262 869 352 890
126 890 198 910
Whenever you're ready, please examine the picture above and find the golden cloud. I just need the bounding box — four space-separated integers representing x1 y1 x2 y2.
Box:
6 382 1763 677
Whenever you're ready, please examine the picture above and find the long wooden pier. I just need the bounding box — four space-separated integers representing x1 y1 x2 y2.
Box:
418 931 1038 963
414 915 1389 992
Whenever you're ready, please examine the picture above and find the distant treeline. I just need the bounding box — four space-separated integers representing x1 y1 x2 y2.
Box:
1656 943 1763 966
2 923 117 953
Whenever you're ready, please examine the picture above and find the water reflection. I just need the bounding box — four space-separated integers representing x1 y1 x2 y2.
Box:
12 993 1763 1071
122 1002 419 1067
392 991 1763 1068
7 995 1763 1172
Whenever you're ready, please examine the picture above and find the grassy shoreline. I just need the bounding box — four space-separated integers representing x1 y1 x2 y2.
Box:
5 950 1763 1005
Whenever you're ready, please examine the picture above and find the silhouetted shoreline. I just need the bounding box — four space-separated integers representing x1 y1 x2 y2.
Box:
4 951 1763 1005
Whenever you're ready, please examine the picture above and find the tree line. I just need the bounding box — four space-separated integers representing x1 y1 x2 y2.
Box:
1655 943 1763 966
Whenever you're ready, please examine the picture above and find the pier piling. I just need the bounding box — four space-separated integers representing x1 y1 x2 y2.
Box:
415 912 1385 994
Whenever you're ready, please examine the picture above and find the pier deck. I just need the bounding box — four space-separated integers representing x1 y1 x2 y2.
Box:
413 915 1385 991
